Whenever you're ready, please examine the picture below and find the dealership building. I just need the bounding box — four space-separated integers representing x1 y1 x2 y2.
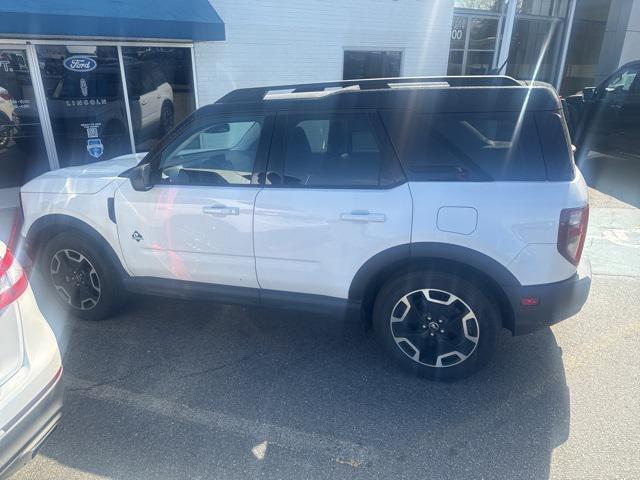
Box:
0 0 639 242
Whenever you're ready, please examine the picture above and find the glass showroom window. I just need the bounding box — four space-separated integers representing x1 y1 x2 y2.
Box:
121 46 196 152
560 0 613 95
448 15 500 75
506 0 570 83
36 45 132 167
0 48 49 190
448 16 467 75
454 0 502 12
517 0 570 17
343 51 402 80
506 18 564 83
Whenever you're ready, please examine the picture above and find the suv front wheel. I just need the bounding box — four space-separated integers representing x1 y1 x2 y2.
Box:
373 270 499 381
40 232 125 321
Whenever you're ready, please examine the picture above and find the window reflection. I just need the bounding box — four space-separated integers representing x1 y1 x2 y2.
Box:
560 0 613 95
507 18 563 83
517 0 570 17
122 47 196 152
0 49 49 189
36 45 132 167
454 0 501 11
343 51 402 80
468 18 498 50
448 15 498 75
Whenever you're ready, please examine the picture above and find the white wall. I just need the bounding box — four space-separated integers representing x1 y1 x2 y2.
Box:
195 0 455 105
619 0 640 65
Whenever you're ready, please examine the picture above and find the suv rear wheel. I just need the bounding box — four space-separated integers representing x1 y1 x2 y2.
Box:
40 232 124 321
373 270 499 381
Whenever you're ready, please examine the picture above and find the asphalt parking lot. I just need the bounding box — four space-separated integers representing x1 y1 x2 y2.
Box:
14 153 640 480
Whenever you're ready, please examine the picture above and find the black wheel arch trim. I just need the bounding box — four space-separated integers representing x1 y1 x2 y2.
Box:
348 242 520 331
25 214 129 279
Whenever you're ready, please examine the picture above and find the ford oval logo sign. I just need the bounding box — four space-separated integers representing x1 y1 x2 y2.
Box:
63 56 97 73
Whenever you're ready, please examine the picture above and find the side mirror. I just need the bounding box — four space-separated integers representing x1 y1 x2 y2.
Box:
207 123 231 134
582 87 596 101
129 163 153 191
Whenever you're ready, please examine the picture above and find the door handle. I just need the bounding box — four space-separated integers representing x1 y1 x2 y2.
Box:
340 211 386 223
203 205 240 216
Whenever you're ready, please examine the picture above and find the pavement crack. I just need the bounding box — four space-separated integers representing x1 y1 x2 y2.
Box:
65 361 161 393
178 352 263 379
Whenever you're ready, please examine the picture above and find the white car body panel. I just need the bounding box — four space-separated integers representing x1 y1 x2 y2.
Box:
114 181 260 287
21 154 145 194
0 242 62 444
0 93 14 123
139 83 173 131
0 285 61 432
409 171 588 286
0 301 23 385
20 157 144 277
253 184 413 298
21 182 130 274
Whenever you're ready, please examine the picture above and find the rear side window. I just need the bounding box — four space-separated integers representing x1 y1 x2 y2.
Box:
274 112 404 188
535 112 575 181
381 110 546 181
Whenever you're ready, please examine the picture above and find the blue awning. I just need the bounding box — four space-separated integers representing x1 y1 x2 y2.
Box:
0 0 225 42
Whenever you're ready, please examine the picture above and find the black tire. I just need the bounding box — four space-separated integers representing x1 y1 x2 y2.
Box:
40 232 125 321
0 114 13 148
159 101 174 137
373 270 500 381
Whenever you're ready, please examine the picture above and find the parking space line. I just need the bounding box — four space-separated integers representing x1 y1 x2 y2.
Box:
65 375 378 466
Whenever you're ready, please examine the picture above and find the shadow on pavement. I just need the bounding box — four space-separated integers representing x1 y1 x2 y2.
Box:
579 152 640 208
27 294 570 480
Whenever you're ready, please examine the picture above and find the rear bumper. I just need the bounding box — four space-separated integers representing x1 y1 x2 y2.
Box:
505 259 592 335
0 370 63 479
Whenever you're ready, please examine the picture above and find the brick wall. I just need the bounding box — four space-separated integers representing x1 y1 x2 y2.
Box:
194 0 455 105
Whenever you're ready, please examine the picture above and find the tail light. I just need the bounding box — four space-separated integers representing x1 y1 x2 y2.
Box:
0 247 28 309
557 205 589 266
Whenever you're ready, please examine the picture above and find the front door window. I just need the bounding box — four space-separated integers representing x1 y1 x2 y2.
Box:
36 45 132 167
158 116 264 186
604 66 639 94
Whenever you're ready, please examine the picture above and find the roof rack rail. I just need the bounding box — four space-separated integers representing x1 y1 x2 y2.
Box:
216 75 521 104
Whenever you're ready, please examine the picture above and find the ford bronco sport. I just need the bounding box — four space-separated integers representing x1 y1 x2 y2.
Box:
19 76 591 380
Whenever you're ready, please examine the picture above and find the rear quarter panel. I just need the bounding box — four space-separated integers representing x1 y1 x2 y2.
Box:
409 171 588 286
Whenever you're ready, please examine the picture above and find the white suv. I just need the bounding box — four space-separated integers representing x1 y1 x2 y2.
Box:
19 77 591 381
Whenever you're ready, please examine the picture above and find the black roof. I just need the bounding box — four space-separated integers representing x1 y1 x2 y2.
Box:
201 76 562 115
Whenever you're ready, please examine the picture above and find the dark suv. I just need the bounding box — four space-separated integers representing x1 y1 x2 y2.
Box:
565 60 640 160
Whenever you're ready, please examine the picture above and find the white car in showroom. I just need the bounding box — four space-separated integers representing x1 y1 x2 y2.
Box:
0 242 63 479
